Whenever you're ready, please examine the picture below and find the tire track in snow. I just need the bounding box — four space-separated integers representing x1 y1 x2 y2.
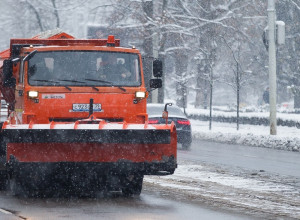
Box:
144 161 300 219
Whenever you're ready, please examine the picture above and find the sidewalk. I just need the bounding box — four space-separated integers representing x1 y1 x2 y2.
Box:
191 119 300 152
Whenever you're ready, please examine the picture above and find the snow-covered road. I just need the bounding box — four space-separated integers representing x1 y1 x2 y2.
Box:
145 157 300 219
145 133 300 219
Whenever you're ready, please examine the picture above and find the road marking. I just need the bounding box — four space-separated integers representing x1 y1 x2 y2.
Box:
0 208 12 215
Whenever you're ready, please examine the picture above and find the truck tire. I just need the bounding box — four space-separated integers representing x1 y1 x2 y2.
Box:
10 173 38 197
9 177 22 196
9 165 33 197
182 142 191 150
0 171 7 190
121 174 143 196
0 156 7 190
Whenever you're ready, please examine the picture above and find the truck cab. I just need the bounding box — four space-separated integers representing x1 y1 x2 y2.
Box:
11 44 148 124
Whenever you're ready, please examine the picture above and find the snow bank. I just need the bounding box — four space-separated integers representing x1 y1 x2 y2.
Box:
191 120 300 152
193 130 300 152
187 109 300 127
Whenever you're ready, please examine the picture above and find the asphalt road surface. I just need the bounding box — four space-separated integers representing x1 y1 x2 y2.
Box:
0 190 257 220
179 139 300 178
146 140 299 219
0 139 299 219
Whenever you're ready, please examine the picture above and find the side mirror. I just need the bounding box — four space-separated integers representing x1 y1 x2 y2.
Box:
4 78 16 88
3 59 13 78
3 59 16 88
150 79 162 88
153 59 162 77
150 79 162 89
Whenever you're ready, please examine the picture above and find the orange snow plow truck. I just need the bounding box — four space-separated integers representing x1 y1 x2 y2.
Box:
0 31 177 196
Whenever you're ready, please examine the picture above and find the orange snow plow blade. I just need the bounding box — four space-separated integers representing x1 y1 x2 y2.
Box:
2 120 177 175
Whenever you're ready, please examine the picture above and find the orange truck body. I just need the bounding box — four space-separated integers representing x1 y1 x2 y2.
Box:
0 32 177 195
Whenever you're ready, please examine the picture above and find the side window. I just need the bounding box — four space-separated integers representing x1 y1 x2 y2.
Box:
19 61 24 83
28 56 53 82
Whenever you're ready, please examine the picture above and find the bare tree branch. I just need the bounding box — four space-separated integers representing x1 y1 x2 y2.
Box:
51 0 60 28
25 0 44 31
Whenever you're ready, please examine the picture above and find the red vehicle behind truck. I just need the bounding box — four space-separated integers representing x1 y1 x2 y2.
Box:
0 31 177 196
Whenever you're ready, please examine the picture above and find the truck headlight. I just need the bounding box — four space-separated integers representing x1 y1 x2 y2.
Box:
28 91 39 98
135 91 146 98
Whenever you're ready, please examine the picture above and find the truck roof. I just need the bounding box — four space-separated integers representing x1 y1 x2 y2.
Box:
0 31 122 61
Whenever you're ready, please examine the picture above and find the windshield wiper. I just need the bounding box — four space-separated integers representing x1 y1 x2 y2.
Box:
31 79 72 91
60 79 100 91
31 79 59 83
84 78 126 92
84 78 113 84
59 79 85 83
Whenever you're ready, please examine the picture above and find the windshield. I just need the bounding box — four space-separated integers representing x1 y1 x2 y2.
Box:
28 51 141 87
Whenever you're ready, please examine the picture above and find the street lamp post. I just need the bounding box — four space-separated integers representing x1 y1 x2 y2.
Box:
268 0 277 135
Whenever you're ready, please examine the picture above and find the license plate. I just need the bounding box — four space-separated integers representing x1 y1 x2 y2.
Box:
72 103 102 112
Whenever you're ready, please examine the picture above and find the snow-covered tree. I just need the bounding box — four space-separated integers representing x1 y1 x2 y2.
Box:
277 0 300 108
0 0 92 50
0 0 290 111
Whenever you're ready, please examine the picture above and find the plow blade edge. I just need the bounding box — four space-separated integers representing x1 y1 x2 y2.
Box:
1 129 171 144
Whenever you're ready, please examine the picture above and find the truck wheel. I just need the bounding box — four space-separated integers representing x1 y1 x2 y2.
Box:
9 177 22 196
0 171 8 190
121 174 143 196
0 156 7 190
10 174 38 197
182 142 191 150
9 169 32 197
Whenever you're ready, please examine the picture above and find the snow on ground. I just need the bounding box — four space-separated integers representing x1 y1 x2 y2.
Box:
191 120 300 152
146 106 300 218
187 107 300 122
164 101 300 152
157 164 295 193
144 161 300 219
